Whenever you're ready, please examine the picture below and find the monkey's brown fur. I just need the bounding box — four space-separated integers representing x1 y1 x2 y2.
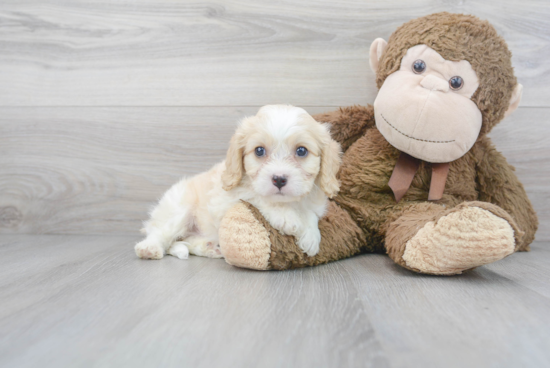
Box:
220 13 538 274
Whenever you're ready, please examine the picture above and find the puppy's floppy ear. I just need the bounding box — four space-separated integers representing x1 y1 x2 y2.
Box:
318 124 342 198
221 127 245 191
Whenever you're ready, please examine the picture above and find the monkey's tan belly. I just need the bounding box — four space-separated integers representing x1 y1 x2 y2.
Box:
335 128 479 242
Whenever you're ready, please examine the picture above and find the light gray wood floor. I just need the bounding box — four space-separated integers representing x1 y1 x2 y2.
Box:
1 235 549 368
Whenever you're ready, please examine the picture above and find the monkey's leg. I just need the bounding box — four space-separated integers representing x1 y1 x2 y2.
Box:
385 201 523 275
219 201 368 270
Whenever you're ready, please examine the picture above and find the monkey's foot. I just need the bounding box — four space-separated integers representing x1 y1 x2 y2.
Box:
402 204 516 275
219 202 272 270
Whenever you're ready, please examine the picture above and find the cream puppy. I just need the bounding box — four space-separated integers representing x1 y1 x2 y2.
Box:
135 105 342 260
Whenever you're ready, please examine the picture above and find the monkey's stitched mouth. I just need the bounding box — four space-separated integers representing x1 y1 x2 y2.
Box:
380 113 455 144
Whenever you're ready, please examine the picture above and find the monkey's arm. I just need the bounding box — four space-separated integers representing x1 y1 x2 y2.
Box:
474 137 538 250
313 105 376 152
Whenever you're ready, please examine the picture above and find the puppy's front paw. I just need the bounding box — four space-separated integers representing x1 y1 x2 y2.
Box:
297 228 321 257
135 239 164 259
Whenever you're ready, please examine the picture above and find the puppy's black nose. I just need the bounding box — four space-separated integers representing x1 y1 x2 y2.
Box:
272 175 287 189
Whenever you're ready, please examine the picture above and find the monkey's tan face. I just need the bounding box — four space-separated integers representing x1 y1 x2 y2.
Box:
374 45 482 163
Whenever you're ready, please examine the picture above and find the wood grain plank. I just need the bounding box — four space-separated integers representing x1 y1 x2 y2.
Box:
0 235 388 368
0 0 548 107
1 235 549 367
484 241 550 298
344 252 550 368
1 106 547 238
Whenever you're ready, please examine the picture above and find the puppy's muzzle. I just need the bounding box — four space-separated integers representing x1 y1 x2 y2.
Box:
272 175 287 189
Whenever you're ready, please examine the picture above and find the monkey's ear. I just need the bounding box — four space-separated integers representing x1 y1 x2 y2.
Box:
504 83 523 119
369 38 388 73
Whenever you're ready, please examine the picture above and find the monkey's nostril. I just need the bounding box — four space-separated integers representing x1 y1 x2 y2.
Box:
272 175 287 189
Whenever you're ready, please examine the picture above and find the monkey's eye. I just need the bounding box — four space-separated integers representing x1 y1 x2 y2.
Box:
412 60 426 74
449 76 464 91
255 147 266 157
296 146 308 157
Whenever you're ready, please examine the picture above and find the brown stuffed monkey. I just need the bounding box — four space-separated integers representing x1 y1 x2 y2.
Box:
218 12 539 275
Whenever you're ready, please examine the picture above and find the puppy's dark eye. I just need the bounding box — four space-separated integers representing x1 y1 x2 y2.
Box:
412 59 426 74
296 146 308 157
449 76 464 90
254 147 266 157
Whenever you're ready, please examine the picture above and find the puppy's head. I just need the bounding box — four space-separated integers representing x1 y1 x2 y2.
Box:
222 105 342 202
